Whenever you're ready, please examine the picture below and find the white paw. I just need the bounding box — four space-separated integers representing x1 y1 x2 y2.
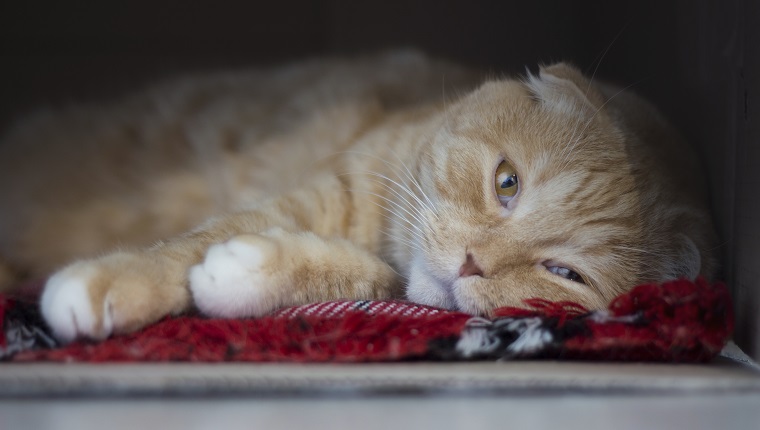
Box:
40 262 114 343
189 235 280 318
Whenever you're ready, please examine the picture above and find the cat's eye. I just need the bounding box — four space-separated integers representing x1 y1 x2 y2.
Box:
546 265 585 284
494 160 519 203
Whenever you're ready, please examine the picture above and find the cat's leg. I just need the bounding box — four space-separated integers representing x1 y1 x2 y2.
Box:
40 211 277 342
40 175 390 342
189 229 402 318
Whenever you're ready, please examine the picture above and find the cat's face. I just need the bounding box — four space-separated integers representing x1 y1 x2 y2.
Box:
403 64 706 314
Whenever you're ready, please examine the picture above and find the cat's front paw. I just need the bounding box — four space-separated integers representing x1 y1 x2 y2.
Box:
41 262 114 343
40 252 189 343
189 234 283 318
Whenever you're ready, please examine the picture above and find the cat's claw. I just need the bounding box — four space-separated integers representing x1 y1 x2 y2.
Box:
189 234 281 318
40 263 114 343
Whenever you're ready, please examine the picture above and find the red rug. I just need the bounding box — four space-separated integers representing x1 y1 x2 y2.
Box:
0 278 733 363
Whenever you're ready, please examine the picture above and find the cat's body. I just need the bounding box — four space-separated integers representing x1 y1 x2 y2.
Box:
0 51 716 342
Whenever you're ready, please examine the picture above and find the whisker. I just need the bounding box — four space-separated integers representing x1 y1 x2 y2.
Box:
361 206 427 250
347 188 428 241
337 151 439 220
363 172 433 222
584 20 631 96
341 172 430 229
385 148 439 219
381 228 424 254
381 211 427 244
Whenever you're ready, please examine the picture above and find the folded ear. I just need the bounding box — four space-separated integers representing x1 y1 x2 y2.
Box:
526 62 607 115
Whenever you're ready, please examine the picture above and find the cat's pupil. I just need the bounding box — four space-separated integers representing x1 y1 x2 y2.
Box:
565 271 583 283
500 175 517 189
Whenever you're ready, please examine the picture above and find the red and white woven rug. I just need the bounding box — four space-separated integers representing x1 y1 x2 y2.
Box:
0 277 733 363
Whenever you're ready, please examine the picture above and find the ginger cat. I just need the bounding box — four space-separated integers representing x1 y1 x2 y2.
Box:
0 51 715 342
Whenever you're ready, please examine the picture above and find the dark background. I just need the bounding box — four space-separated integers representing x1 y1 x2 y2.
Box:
1 0 758 358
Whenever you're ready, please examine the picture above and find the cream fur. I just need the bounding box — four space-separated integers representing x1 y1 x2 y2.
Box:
0 51 716 341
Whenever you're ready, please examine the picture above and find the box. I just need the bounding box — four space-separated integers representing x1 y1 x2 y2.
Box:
0 1 757 360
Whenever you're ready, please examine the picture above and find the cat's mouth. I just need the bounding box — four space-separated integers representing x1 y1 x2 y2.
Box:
405 256 487 314
406 257 457 311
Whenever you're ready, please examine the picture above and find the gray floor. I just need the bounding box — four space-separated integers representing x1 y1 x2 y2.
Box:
2 346 760 430
3 393 760 430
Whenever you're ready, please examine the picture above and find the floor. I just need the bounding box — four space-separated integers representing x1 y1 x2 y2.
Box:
2 352 759 430
3 392 760 430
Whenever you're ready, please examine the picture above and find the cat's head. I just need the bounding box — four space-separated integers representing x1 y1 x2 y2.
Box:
402 63 715 314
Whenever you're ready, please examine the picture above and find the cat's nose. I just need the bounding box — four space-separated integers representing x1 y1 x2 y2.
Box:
459 253 484 277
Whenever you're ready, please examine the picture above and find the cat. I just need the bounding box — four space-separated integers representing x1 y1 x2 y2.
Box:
0 51 716 343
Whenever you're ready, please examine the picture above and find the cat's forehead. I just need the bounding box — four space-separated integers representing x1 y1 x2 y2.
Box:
449 79 625 167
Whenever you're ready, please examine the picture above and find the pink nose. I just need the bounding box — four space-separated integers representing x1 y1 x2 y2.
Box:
459 253 484 277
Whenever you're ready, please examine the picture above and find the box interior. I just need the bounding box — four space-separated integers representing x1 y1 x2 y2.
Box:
0 0 757 360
